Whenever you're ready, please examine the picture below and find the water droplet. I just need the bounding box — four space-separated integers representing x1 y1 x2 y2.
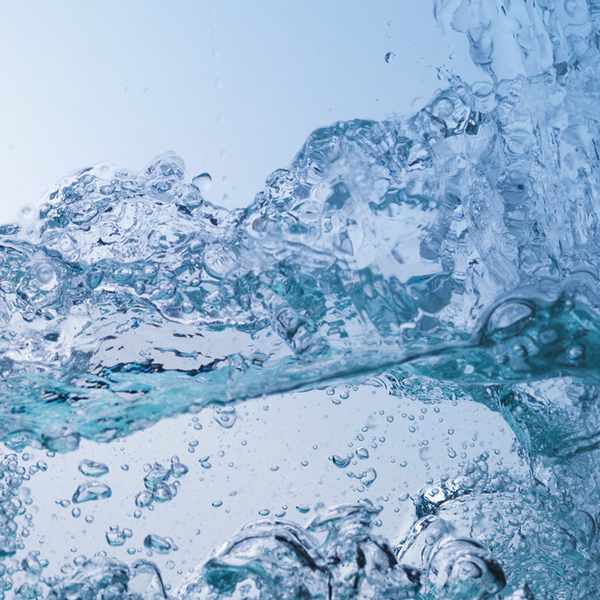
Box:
143 534 172 554
213 405 237 429
356 447 369 460
78 459 109 478
144 463 171 490
363 468 377 487
152 482 174 503
171 460 189 478
192 173 212 192
106 528 127 547
567 345 585 362
135 491 153 508
72 482 112 504
385 51 395 63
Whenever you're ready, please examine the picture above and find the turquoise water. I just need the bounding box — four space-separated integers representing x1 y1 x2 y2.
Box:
3 0 600 597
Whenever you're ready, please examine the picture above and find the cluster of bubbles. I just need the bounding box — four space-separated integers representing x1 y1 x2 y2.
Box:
0 498 525 600
135 458 189 513
177 500 532 600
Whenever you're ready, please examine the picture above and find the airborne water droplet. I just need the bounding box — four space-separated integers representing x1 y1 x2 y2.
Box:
192 172 212 192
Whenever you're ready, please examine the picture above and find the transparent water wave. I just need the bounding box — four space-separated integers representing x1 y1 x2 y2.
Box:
4 0 600 598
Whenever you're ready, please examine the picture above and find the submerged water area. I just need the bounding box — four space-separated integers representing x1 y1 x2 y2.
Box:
3 0 600 597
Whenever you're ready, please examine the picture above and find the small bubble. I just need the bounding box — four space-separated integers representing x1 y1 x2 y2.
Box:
85 515 94 524
539 329 558 344
385 52 395 63
212 500 223 508
301 460 309 467
296 505 310 514
71 508 81 518
567 345 585 362
258 509 270 516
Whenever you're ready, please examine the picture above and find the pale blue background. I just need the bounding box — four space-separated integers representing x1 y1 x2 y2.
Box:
0 0 479 215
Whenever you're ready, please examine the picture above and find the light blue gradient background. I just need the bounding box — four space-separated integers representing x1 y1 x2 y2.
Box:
0 0 479 216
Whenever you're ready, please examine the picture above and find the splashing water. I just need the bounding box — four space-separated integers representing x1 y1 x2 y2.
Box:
3 0 600 597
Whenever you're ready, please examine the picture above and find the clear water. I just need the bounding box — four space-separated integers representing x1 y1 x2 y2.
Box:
2 0 600 597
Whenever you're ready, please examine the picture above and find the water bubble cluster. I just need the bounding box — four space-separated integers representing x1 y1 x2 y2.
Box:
177 500 525 600
134 457 189 511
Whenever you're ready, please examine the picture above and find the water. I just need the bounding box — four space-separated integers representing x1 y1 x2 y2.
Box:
2 0 600 597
